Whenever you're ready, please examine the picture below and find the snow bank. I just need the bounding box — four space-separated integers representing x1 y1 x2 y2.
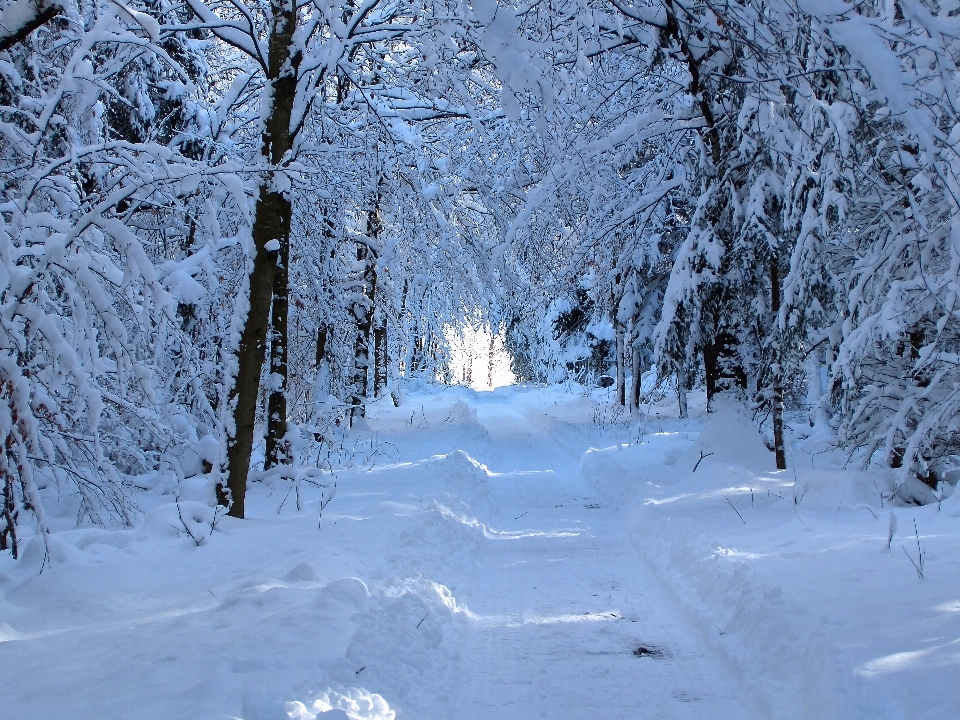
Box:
583 397 960 719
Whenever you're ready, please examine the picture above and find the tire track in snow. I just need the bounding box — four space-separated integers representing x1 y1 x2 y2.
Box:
430 408 757 719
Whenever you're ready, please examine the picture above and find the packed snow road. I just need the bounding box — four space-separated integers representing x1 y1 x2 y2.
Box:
442 394 753 719
0 385 755 720
6 384 957 719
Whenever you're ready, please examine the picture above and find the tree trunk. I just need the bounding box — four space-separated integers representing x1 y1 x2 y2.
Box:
310 324 330 441
771 258 786 470
704 331 745 411
804 349 824 428
703 342 717 411
316 324 329 369
677 361 688 419
630 339 641 413
615 320 626 406
373 318 387 398
350 243 376 422
772 379 786 469
488 332 495 388
264 222 290 470
409 332 421 374
223 3 299 518
350 194 379 423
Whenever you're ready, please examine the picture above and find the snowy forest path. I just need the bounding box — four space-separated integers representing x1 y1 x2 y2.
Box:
0 388 763 720
430 393 757 720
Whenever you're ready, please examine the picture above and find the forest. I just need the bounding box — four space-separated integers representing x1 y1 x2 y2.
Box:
2 1 960 718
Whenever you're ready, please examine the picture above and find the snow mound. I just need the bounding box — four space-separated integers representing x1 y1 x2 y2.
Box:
19 533 80 568
584 397 776 506
430 397 492 446
241 693 290 720
391 501 482 580
680 396 775 473
583 432 698 504
288 687 394 720
430 449 490 504
139 501 214 543
309 578 462 719
442 399 480 425
177 473 217 504
313 577 369 616
283 561 320 583
433 448 488 478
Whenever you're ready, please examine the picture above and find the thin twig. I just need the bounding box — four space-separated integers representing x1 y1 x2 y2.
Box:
902 546 922 578
873 481 886 509
693 451 714 472
176 501 203 547
722 495 746 524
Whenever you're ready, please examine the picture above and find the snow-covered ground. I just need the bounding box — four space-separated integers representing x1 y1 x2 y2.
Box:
1 384 958 719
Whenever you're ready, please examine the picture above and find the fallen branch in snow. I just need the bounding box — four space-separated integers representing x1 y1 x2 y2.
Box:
362 438 400 466
840 503 877 520
176 501 203 547
873 481 886 509
318 478 337 529
902 520 925 579
210 505 225 536
692 451 714 472
722 494 746 524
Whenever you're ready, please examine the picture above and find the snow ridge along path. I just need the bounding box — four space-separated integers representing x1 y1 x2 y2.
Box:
3 384 957 719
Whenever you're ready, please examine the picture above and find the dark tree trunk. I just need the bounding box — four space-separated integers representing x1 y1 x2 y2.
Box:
772 376 786 469
703 342 718 410
425 332 436 378
264 223 290 470
310 324 330 441
630 341 641 412
771 258 787 470
223 3 300 518
350 244 376 422
409 333 421 373
704 330 746 412
677 361 688 419
615 321 626 406
350 194 379 422
373 319 387 398
316 324 329 369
